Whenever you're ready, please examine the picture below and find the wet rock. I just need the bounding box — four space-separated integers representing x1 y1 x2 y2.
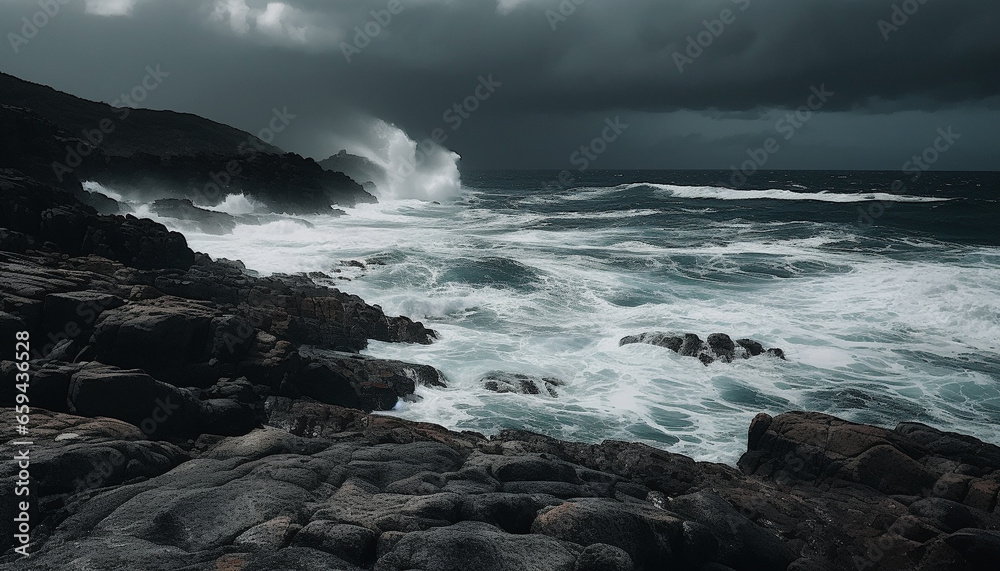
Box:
707 333 736 362
765 348 786 360
619 333 683 351
620 331 784 365
293 349 447 411
480 371 564 397
150 198 240 235
735 339 764 357
678 333 705 357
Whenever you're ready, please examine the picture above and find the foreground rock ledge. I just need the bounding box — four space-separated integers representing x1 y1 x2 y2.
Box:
1 408 998 571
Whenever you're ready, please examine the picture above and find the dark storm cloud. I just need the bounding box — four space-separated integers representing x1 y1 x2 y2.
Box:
0 0 997 169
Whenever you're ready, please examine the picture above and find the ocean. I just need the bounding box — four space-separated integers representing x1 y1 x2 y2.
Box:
128 169 1000 463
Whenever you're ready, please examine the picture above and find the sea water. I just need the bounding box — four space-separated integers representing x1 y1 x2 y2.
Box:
125 170 1000 463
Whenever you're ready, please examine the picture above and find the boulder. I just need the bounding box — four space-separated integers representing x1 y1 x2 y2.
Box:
291 350 447 411
531 498 682 569
619 333 682 351
667 491 795 571
291 521 378 566
374 520 580 571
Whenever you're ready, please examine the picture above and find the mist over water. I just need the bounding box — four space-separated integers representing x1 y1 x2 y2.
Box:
143 170 1000 463
339 119 463 201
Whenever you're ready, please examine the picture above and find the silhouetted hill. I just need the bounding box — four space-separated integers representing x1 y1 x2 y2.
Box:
319 149 387 190
0 72 374 212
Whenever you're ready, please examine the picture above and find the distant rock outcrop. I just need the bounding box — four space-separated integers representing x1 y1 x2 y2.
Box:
320 149 388 192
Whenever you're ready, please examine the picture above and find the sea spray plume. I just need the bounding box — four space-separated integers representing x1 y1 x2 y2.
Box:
331 119 462 201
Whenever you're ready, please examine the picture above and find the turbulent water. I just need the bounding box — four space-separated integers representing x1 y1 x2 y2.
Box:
126 170 1000 463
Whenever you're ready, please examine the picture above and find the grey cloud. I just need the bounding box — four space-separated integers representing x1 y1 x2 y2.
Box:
0 0 995 169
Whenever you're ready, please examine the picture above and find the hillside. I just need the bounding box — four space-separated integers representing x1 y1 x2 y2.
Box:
0 73 373 212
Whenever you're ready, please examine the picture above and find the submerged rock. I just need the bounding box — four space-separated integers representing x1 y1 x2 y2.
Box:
620 331 785 365
480 372 565 397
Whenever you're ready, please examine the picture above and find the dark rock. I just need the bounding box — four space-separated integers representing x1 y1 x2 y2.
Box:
667 491 795 571
678 333 705 357
738 411 939 496
1 171 195 270
944 528 1000 569
42 290 124 346
1 72 375 212
619 333 683 351
264 396 366 438
735 339 764 357
374 521 580 571
707 333 736 362
531 498 681 570
0 228 30 253
909 498 980 534
679 520 721 566
481 371 564 397
291 521 378 566
150 198 238 235
241 547 366 571
574 543 635 571
292 349 447 411
76 189 122 215
92 296 222 379
620 332 783 366
460 493 560 534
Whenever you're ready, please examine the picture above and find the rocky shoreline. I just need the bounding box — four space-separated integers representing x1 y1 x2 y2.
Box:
2 172 1000 569
0 50 996 571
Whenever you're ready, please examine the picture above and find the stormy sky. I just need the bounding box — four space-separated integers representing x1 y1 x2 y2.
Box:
1 0 998 171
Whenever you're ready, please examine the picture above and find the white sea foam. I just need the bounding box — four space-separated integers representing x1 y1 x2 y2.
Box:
549 182 950 203
81 180 126 202
200 192 261 215
176 187 1000 463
